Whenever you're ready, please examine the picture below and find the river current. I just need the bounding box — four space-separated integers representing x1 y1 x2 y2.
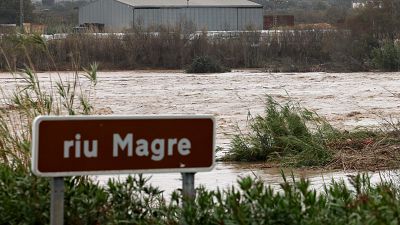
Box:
1 70 399 193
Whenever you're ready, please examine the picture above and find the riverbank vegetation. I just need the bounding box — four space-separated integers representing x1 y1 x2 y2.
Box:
226 96 400 170
3 163 400 224
1 0 399 72
0 29 368 72
2 35 400 224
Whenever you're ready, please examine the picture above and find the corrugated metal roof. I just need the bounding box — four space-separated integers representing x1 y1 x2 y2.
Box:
116 0 262 8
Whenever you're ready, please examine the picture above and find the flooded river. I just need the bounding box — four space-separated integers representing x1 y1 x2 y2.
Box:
1 70 400 192
96 162 398 195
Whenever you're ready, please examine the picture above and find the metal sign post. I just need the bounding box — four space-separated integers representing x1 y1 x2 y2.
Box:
51 177 64 225
181 172 195 225
182 172 196 200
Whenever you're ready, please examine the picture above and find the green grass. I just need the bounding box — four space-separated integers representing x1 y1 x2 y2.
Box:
225 96 400 168
226 97 338 167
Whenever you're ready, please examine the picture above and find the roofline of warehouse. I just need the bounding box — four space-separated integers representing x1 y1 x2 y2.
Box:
79 0 263 12
127 5 263 8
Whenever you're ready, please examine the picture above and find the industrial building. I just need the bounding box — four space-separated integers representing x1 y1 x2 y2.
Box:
78 0 263 32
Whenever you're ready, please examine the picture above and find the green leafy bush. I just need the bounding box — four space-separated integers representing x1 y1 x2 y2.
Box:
182 173 400 225
0 166 174 225
3 164 400 225
185 56 230 73
0 165 50 225
372 41 400 71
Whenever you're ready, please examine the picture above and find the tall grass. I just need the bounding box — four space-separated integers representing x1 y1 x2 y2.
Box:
0 29 364 72
226 96 400 169
227 97 338 167
0 33 98 169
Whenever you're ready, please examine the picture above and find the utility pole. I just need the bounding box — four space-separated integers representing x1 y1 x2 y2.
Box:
19 0 24 32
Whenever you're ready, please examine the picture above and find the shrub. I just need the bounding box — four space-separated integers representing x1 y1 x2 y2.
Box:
0 165 173 225
186 56 230 73
0 165 50 225
4 163 400 225
182 173 400 225
226 97 338 166
371 41 400 71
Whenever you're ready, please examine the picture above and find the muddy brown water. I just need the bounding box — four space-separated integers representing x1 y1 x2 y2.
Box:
94 162 397 196
1 70 400 192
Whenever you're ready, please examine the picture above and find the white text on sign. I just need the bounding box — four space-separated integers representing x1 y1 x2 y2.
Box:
63 133 192 161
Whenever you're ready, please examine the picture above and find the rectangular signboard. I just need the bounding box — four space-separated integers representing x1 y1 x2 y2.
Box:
32 115 215 177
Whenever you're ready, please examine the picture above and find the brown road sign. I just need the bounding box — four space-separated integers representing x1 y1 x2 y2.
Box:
32 115 215 177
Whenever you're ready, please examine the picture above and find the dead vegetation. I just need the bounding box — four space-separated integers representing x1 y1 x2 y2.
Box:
0 29 366 72
327 132 400 171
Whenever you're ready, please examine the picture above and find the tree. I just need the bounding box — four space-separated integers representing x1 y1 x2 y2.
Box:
0 0 34 24
346 0 400 40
